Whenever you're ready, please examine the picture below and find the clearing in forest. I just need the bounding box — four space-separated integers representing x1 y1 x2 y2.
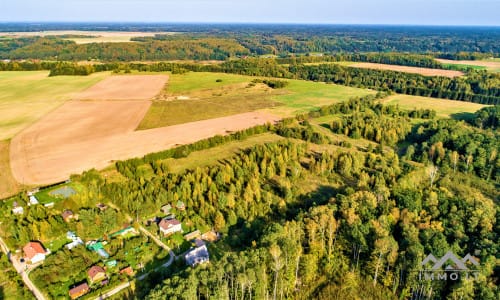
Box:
380 95 489 118
435 58 500 73
349 62 464 77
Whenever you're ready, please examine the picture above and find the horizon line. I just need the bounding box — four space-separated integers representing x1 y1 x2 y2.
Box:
0 21 499 28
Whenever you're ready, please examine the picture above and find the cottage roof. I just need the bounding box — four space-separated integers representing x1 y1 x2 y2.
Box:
62 210 74 219
23 242 46 259
88 265 105 279
159 218 181 230
69 283 89 297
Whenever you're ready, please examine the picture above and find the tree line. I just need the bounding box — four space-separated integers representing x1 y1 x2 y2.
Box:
3 57 499 104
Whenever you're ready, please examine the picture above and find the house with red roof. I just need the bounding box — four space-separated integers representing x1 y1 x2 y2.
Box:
88 265 107 284
23 241 49 264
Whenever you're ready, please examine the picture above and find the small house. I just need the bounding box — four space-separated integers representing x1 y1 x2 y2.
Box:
201 230 221 242
120 266 134 276
184 230 201 241
88 265 107 284
12 206 24 215
65 232 83 250
185 245 210 267
159 218 182 236
62 210 75 222
29 195 39 205
96 203 108 211
23 241 49 264
69 282 89 299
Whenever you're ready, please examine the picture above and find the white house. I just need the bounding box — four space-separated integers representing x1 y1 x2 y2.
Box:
29 195 39 205
159 218 182 236
185 245 210 267
12 206 24 215
66 238 83 250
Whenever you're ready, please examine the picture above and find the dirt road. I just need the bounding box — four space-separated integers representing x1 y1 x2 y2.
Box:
0 237 46 300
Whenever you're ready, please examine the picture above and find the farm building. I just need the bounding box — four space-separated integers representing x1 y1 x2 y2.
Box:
68 282 89 299
159 218 182 236
23 241 49 264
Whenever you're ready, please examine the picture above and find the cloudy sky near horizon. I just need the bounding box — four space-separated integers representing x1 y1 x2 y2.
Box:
1 0 499 26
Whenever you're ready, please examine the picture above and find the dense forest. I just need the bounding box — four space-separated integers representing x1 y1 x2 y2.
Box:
1 24 500 61
3 95 497 299
113 98 500 299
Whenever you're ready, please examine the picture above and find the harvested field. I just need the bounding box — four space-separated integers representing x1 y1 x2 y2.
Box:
10 100 150 184
0 140 22 199
0 71 109 140
74 75 169 100
10 110 279 185
349 62 464 77
2 31 177 44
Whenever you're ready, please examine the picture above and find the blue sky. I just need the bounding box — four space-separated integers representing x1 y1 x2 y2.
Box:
1 0 499 25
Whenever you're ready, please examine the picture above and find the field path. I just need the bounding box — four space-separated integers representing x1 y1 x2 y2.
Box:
10 110 279 185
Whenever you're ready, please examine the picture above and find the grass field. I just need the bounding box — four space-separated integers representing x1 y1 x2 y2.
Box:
34 182 84 205
270 80 375 115
139 72 374 129
0 71 109 140
381 94 489 118
138 73 281 129
435 59 500 73
441 63 487 71
0 140 22 199
163 72 252 93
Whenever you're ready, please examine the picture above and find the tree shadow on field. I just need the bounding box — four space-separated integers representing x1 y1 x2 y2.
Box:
450 112 475 122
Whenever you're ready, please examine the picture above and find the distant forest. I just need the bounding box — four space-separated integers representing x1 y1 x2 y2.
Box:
1 24 500 61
